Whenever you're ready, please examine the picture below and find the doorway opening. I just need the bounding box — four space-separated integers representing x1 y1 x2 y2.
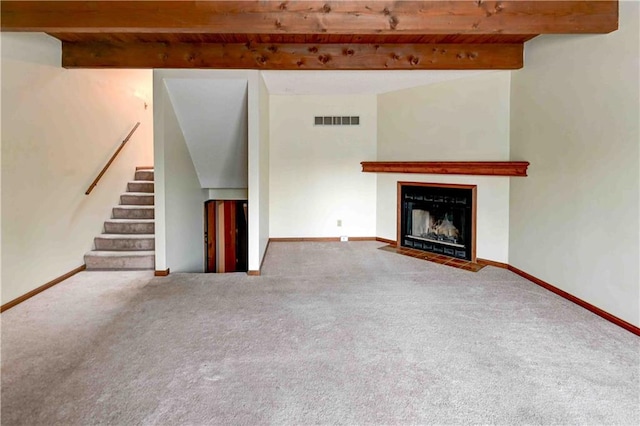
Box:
205 200 248 273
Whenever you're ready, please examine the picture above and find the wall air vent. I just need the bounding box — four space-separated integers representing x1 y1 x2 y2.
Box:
314 116 360 126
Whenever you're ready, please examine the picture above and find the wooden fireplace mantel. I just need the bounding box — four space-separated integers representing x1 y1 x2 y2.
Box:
361 161 529 177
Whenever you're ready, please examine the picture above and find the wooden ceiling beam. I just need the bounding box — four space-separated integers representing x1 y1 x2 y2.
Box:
61 42 524 70
2 1 618 35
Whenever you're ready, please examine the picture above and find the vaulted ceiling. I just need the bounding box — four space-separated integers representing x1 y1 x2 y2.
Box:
0 1 618 70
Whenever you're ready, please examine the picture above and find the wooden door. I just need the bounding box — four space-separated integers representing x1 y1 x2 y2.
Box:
205 201 216 273
223 201 237 272
205 200 247 273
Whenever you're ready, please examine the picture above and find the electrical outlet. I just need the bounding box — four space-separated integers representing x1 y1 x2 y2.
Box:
340 236 348 242
337 219 342 227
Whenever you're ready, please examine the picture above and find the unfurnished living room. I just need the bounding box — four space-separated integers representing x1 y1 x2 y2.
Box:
1 1 639 424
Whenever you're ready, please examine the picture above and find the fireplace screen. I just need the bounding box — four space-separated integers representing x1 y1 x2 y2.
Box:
401 185 473 261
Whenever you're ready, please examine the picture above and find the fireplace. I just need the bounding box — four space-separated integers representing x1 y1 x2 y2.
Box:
398 182 476 261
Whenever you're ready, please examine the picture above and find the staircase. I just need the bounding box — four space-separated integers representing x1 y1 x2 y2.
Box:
85 168 155 270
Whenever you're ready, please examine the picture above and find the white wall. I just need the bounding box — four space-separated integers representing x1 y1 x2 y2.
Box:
156 80 206 272
153 69 264 272
208 189 248 200
1 33 153 304
246 71 263 271
258 74 270 264
509 1 640 326
269 95 377 238
164 78 248 189
376 72 512 262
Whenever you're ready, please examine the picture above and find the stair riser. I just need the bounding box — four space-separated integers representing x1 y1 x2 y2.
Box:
95 238 155 251
121 194 154 205
134 171 154 181
85 254 155 270
127 182 154 193
112 207 155 220
104 222 155 234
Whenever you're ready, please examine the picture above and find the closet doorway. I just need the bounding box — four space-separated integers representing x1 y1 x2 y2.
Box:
204 200 248 273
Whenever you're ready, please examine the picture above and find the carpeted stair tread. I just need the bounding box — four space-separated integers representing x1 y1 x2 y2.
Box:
94 234 155 251
113 206 155 212
104 218 154 234
112 206 155 219
86 250 155 257
127 181 154 193
97 233 155 239
120 192 154 205
84 251 155 270
134 170 154 181
114 205 155 212
105 219 155 224
114 205 154 209
122 192 154 197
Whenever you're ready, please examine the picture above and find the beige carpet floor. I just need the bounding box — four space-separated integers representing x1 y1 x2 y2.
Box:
1 242 638 425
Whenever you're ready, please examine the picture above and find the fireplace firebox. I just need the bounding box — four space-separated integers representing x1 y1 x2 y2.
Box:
398 183 476 261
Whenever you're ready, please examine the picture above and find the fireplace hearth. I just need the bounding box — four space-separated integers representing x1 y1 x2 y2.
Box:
399 183 476 261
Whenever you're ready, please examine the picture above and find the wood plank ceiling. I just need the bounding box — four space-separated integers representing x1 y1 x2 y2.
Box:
0 1 619 70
